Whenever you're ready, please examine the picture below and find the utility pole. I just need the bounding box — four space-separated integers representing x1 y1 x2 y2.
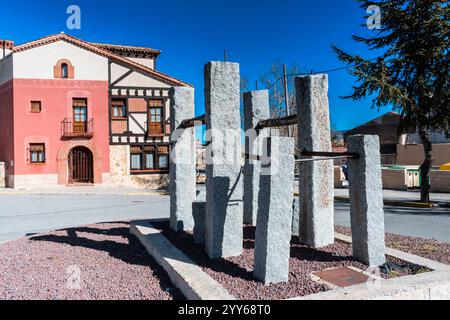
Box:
224 49 228 62
283 64 291 136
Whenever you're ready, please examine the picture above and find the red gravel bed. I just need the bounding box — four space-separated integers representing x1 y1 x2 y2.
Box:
153 222 424 300
335 225 450 265
0 222 183 300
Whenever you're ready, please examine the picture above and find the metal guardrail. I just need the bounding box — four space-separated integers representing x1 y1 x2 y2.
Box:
61 118 94 137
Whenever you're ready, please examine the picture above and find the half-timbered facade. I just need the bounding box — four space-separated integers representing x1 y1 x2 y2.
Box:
0 33 191 189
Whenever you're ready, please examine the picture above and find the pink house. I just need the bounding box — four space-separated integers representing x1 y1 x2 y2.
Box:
0 34 191 189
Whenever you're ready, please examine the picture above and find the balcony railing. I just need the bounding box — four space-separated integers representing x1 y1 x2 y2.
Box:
61 118 94 138
146 121 165 136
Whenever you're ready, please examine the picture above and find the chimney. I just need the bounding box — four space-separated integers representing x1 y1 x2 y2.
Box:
1 39 14 58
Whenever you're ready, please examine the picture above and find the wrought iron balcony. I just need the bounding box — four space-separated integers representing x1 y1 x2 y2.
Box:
61 118 94 138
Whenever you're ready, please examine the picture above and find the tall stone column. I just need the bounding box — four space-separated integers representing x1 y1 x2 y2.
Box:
295 74 334 248
204 61 243 259
243 90 270 226
169 87 196 232
254 136 295 284
347 135 386 267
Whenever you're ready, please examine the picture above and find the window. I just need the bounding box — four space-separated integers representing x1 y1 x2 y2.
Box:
29 144 45 164
158 154 169 169
130 145 170 172
130 146 142 170
54 60 74 79
131 154 141 170
148 107 163 134
150 108 162 122
73 99 88 121
112 99 127 118
30 101 42 113
61 63 69 78
158 146 169 169
145 153 155 169
144 146 155 169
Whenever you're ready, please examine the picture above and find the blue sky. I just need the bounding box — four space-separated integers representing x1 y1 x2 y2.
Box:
1 0 391 131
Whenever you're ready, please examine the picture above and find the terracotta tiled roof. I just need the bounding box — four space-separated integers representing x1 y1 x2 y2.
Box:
89 42 161 57
12 33 191 87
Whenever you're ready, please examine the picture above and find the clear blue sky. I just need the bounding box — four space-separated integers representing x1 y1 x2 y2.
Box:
1 0 391 131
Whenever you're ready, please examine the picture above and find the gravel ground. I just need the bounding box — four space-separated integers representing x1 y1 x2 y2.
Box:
2 221 442 301
154 222 424 300
335 225 450 265
0 222 183 300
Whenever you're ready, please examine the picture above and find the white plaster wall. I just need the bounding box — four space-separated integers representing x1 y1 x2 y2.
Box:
13 41 108 81
0 54 13 86
129 113 147 134
2 49 12 58
128 57 155 69
111 62 170 88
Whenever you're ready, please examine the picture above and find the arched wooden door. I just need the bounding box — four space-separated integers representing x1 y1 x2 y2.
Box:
68 147 94 184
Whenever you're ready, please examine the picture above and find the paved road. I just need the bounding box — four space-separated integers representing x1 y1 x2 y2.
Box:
0 194 449 243
0 195 168 242
334 201 450 243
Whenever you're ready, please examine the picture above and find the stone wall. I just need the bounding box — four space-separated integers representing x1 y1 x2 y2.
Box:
110 145 129 177
0 162 5 188
397 144 450 166
382 169 408 191
430 170 450 193
108 145 169 190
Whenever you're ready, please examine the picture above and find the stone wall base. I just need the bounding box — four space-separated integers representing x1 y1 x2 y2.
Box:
430 170 450 193
107 174 169 190
0 162 5 188
10 174 59 189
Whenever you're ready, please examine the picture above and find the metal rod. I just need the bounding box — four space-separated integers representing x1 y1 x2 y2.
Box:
255 114 298 133
243 153 261 161
296 156 353 163
178 114 206 129
301 150 360 159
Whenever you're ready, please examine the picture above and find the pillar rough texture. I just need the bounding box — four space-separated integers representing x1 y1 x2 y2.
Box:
347 135 386 267
243 90 270 226
204 61 243 259
292 197 300 237
169 87 196 232
295 74 334 248
254 137 295 284
193 201 206 244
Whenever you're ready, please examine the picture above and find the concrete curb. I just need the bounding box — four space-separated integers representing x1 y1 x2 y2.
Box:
335 232 450 272
0 191 169 197
130 220 450 300
334 196 435 209
130 220 236 300
293 270 450 300
289 233 450 300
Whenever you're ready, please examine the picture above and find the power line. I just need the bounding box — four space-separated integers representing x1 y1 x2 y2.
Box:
264 57 379 90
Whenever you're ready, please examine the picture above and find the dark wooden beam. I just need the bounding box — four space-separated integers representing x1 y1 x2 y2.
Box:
111 70 134 87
